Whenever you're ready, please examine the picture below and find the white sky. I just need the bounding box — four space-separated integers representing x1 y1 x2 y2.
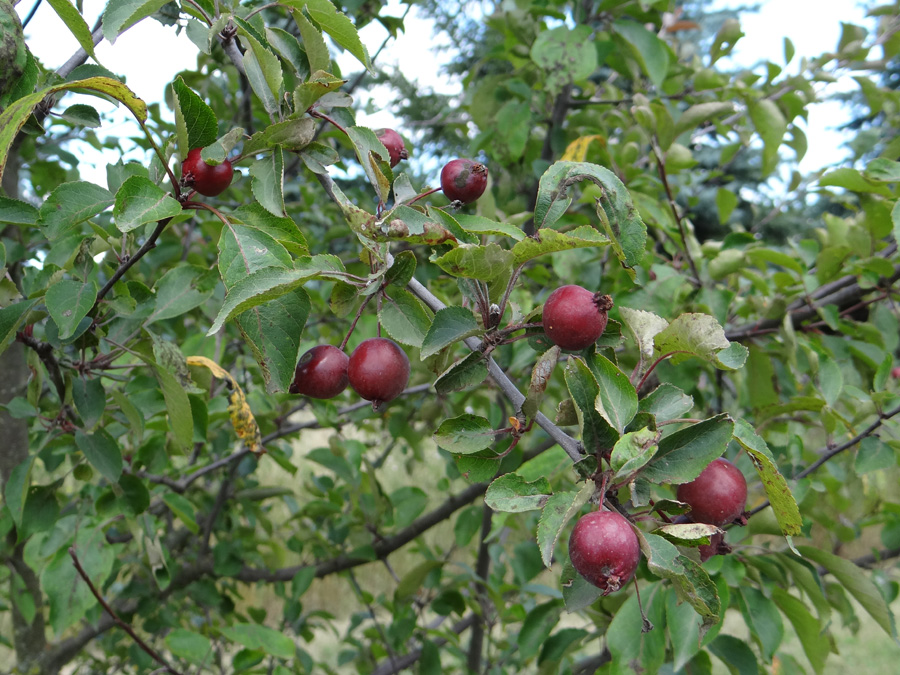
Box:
16 0 871 186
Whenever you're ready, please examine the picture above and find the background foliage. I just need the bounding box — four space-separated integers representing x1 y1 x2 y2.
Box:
2 0 900 673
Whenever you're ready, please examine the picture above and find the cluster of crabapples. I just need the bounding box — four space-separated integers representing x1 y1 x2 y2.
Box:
180 128 747 594
569 459 748 595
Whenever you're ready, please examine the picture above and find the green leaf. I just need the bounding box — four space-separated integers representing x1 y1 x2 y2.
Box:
642 414 734 484
796 545 898 640
606 582 667 672
102 0 170 43
716 187 738 224
232 202 308 256
292 72 346 112
738 587 783 661
531 25 597 94
667 589 701 671
45 279 97 340
618 306 668 361
638 533 720 630
653 522 718 547
614 20 670 87
433 414 495 455
519 602 563 660
561 558 601 612
250 146 286 217
243 118 316 155
218 224 292 290
0 299 38 354
221 623 295 660
38 181 114 240
610 427 659 479
523 345 560 421
511 225 609 265
112 176 182 233
455 214 526 241
347 126 392 203
435 243 515 282
591 353 638 433
420 306 481 359
379 288 431 348
563 356 618 455
72 377 105 430
385 250 417 287
749 99 787 176
237 287 310 394
638 384 694 422
42 528 114 634
239 30 284 117
654 313 748 370
1 77 147 185
154 364 194 451
165 629 213 665
47 0 97 59
4 457 34 529
433 351 489 394
772 587 826 674
301 0 371 70
536 483 593 568
485 473 552 512
292 12 330 73
162 492 199 534
534 161 646 276
673 102 735 137
171 76 218 159
148 265 213 324
394 560 444 604
732 419 801 536
0 195 39 226
207 256 343 335
819 168 892 196
855 436 895 474
708 635 758 675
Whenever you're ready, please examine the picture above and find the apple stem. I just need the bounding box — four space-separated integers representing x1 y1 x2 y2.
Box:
340 293 376 351
635 350 692 392
407 186 441 206
632 577 654 633
140 121 181 199
309 110 350 137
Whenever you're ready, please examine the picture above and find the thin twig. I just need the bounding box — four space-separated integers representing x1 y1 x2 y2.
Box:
651 141 700 286
68 548 184 675
94 217 173 308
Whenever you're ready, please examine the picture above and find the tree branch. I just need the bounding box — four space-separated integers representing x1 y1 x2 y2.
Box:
369 614 479 675
94 217 174 309
727 259 900 341
407 277 584 462
68 548 184 675
747 404 900 517
466 503 494 672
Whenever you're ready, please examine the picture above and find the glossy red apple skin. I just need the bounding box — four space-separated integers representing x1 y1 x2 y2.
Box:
677 457 748 527
542 285 612 351
440 158 488 204
376 128 408 168
182 147 234 196
347 338 410 404
568 511 641 595
289 345 349 399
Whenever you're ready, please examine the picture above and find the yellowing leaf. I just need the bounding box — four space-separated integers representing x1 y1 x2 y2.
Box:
187 356 263 455
561 135 605 162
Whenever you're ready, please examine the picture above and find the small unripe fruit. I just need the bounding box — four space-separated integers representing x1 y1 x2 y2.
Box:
677 457 747 527
376 128 408 168
542 285 613 351
181 147 234 196
440 158 488 204
348 338 410 405
568 511 640 594
289 345 349 399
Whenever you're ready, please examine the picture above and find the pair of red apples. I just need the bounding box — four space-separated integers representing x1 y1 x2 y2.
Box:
181 129 488 205
569 459 748 594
